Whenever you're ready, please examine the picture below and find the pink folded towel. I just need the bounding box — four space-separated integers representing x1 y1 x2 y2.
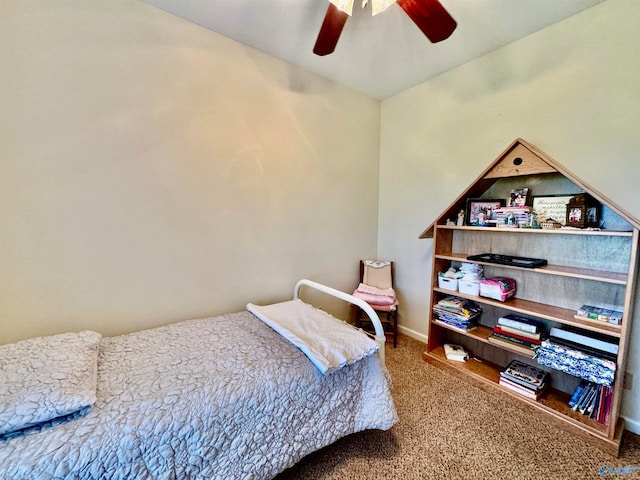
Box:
353 283 397 306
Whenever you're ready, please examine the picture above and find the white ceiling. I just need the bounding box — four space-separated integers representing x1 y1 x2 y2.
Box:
142 0 605 99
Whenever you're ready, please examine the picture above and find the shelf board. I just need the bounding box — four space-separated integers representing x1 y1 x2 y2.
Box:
424 346 615 440
433 287 623 337
436 252 628 285
435 224 633 237
432 320 538 357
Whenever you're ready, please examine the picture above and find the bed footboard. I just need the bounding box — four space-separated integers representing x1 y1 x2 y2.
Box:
293 279 387 364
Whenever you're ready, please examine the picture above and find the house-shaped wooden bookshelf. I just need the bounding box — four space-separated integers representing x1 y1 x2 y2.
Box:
419 138 639 456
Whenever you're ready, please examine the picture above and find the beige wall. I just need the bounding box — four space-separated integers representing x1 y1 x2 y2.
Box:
379 0 640 431
0 0 380 342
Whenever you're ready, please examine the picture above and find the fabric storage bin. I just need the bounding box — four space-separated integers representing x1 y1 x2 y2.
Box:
458 280 481 296
438 275 458 291
480 277 516 302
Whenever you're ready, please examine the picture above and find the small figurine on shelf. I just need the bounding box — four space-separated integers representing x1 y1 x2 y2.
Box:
523 211 540 229
457 210 465 226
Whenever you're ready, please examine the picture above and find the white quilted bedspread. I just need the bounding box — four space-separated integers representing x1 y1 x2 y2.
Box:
0 311 397 480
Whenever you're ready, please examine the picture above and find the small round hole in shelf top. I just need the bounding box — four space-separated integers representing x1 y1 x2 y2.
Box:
513 157 523 166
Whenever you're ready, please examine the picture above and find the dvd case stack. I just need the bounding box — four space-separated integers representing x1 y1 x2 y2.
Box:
432 296 482 332
499 360 549 401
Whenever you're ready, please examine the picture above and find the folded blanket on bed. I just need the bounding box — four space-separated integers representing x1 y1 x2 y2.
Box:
247 299 379 374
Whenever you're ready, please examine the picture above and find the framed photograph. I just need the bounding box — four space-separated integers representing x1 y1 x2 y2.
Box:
508 188 529 207
465 199 506 226
565 193 601 228
532 194 573 225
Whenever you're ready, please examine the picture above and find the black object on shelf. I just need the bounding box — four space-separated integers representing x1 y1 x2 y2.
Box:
466 253 548 268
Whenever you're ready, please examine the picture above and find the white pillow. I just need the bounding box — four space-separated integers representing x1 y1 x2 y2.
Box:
0 330 101 435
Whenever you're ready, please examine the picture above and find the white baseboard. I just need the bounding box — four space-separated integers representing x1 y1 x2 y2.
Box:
398 325 427 344
623 416 640 435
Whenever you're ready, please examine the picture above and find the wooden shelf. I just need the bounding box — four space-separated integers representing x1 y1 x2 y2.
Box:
420 139 639 456
423 347 623 449
433 287 623 337
435 224 633 237
436 252 628 285
432 321 538 357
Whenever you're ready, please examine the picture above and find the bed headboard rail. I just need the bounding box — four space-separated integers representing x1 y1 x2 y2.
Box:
293 279 386 364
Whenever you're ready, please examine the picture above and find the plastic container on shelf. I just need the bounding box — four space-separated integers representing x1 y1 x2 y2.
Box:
480 277 516 302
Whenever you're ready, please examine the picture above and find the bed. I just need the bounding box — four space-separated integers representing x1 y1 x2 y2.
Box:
0 279 398 479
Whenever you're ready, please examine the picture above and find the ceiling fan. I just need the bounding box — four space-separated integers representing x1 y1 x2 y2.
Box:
313 0 457 56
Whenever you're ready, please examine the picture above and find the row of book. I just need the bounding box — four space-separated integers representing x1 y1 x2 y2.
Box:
487 314 544 357
499 360 549 400
432 296 482 332
568 380 613 425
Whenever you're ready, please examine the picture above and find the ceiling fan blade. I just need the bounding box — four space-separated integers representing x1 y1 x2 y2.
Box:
397 0 457 43
313 4 349 56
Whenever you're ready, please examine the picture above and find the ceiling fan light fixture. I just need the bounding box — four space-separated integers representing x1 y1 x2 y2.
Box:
328 0 354 15
370 0 397 16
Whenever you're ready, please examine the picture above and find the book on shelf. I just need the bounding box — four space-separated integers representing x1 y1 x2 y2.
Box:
434 310 479 326
498 377 547 400
602 386 613 425
497 314 544 334
487 334 536 357
434 318 477 333
590 384 606 419
433 296 482 319
578 384 598 415
501 360 549 390
492 327 542 346
495 324 542 341
549 326 619 355
571 382 594 412
568 380 589 409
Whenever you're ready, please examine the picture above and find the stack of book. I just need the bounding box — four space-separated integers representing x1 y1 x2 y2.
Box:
568 380 613 425
499 360 549 400
494 207 531 228
487 314 545 357
432 296 482 332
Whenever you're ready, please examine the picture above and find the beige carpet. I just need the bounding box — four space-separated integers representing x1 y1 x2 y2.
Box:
276 334 640 480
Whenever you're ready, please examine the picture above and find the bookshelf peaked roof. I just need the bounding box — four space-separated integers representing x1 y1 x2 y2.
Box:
419 138 640 239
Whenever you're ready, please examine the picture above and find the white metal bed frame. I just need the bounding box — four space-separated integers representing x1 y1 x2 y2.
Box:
293 278 387 364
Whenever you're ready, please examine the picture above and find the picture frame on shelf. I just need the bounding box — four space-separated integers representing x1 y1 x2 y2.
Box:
566 193 601 228
532 194 574 225
508 188 529 207
465 198 505 226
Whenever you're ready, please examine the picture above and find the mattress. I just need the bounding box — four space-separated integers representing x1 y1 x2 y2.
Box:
0 311 397 479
